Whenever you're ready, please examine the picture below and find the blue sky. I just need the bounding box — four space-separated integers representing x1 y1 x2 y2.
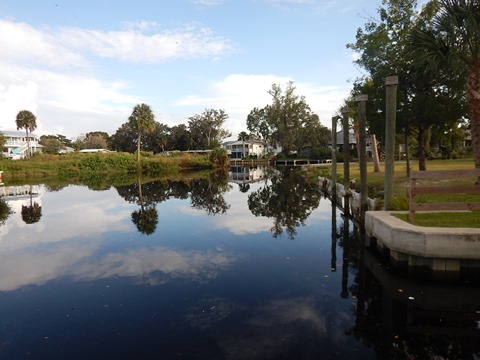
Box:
1 0 397 140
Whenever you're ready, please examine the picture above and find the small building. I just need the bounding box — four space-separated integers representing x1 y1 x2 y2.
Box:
223 139 266 159
1 130 43 159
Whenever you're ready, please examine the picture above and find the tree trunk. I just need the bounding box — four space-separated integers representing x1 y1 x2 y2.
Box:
26 129 30 158
137 133 141 164
467 60 480 183
417 124 427 171
405 131 411 178
371 134 380 172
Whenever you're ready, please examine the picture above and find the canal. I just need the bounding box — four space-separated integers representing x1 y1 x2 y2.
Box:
0 167 478 359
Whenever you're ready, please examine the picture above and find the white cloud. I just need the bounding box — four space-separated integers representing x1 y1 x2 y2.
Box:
176 73 349 138
57 22 233 63
0 20 88 69
0 63 139 136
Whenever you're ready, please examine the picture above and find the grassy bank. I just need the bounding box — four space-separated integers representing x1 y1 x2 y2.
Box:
303 158 480 228
0 151 212 181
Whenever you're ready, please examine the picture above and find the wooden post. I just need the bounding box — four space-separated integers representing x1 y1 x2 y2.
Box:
341 106 350 214
384 76 398 210
331 116 338 198
355 94 368 220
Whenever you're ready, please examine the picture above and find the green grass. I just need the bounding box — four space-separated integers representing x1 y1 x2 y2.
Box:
394 212 480 228
303 158 480 228
0 151 213 181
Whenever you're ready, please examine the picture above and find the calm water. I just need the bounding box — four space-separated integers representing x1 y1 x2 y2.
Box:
0 167 478 359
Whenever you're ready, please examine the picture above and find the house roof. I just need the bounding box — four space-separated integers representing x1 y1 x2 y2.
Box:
223 139 266 146
1 130 40 138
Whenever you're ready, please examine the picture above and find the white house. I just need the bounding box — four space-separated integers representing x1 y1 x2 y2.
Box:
331 129 375 156
223 139 267 159
1 130 43 159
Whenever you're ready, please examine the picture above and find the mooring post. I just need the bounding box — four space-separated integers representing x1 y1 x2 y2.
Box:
355 94 368 220
331 116 338 198
384 76 399 210
341 106 350 214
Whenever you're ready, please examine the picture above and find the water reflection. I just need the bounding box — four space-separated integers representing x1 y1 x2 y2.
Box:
21 185 42 224
0 169 477 359
0 197 12 226
248 167 322 239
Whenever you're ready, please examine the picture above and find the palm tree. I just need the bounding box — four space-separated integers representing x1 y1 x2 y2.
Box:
409 0 480 176
238 131 249 159
128 103 156 164
15 110 37 158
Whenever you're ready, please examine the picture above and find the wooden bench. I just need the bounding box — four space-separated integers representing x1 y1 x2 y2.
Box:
408 169 480 222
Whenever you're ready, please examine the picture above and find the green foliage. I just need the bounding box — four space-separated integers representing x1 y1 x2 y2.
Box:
390 196 409 210
348 0 467 171
104 153 137 171
209 147 229 171
247 82 328 157
79 154 106 172
188 109 231 149
310 147 332 160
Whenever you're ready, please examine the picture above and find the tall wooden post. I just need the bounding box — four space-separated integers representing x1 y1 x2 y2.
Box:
384 76 399 210
341 107 350 214
355 94 368 220
331 116 338 198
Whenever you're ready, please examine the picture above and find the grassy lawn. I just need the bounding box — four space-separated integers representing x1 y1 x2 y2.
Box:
393 212 480 228
304 158 480 228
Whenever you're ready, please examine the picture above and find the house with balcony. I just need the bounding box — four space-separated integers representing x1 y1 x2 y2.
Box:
223 139 267 159
1 130 43 159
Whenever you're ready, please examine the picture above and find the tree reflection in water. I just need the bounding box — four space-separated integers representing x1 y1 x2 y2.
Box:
247 167 322 239
0 198 12 226
115 171 231 234
21 185 42 224
190 171 231 215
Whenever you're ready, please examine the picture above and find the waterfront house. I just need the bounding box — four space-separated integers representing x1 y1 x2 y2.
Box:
1 130 42 159
223 139 267 159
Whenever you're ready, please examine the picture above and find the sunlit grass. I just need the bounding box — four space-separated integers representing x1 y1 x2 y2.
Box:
394 212 480 228
303 158 479 228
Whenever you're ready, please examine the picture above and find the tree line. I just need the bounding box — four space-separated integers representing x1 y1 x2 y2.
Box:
6 81 332 160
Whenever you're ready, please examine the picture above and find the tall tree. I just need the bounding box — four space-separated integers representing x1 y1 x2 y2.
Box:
188 109 231 149
15 110 37 158
128 103 157 163
267 81 321 156
168 124 191 151
409 0 480 175
246 107 271 144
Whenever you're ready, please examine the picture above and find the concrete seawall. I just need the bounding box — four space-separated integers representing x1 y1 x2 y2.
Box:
365 211 480 275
